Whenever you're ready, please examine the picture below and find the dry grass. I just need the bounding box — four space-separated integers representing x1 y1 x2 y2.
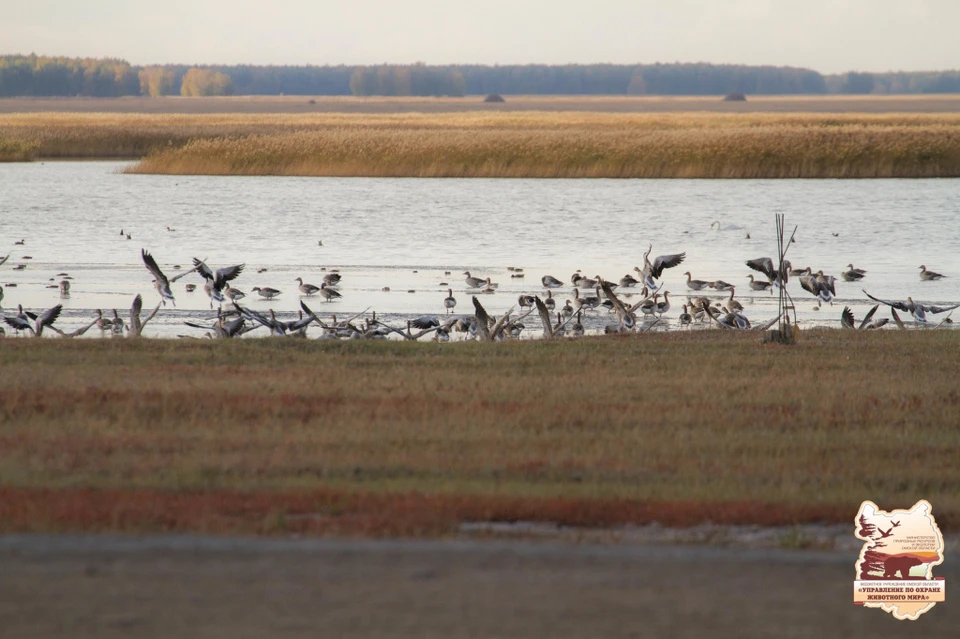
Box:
3 111 959 177
1 330 958 536
4 94 960 115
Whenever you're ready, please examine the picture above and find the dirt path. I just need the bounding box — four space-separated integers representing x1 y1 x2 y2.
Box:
1 535 954 638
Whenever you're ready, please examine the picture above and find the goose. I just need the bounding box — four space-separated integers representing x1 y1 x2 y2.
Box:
224 286 245 301
846 264 868 276
562 300 574 318
95 309 114 332
571 273 598 289
251 286 281 300
193 258 245 307
746 274 772 292
841 305 888 331
655 291 671 316
723 288 742 313
323 272 341 286
319 283 342 302
463 271 488 289
14 239 25 245
141 249 176 306
639 293 659 318
618 273 640 288
185 283 197 292
544 290 556 311
636 245 686 289
746 257 790 287
710 280 734 291
790 265 811 277
111 309 125 335
553 313 567 337
167 226 176 232
919 265 945 281
541 275 563 289
684 272 709 291
679 304 692 326
799 272 834 304
518 294 536 308
841 268 865 282
863 290 960 324
0 285 3 308
571 311 584 337
411 316 440 330
127 294 161 338
55 280 69 296
3 304 62 337
295 277 321 295
572 287 599 311
444 288 457 313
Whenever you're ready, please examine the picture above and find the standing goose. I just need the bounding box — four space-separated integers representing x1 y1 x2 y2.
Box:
224 286 245 301
59 280 71 296
319 283 342 302
655 291 671 317
251 286 281 300
846 264 868 276
141 249 175 306
322 272 342 286
571 311 584 337
679 304 692 326
541 275 563 289
684 272 709 291
639 293 659 318
3 304 62 337
562 299 574 318
841 268 865 282
518 294 536 308
919 265 946 281
726 288 743 313
636 245 686 289
111 309 125 335
295 277 321 295
463 271 488 289
618 273 640 288
710 280 734 292
746 274 772 292
444 288 457 313
544 290 556 311
95 309 113 332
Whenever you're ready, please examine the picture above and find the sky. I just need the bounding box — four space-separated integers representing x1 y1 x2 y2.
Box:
3 0 959 73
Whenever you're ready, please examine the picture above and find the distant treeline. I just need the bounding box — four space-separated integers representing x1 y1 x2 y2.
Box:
3 54 960 97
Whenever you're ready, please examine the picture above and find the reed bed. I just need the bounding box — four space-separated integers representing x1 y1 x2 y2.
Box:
3 111 960 177
1 330 958 535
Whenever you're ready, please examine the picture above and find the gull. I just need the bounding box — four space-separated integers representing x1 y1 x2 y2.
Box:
863 290 960 324
141 249 176 306
636 244 686 289
3 304 62 337
193 258 245 307
919 265 946 281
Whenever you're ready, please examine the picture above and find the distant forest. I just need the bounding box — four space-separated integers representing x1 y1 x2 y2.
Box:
3 54 960 97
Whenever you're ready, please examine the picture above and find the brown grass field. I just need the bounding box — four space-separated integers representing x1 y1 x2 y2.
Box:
4 94 960 114
1 330 958 537
3 110 960 177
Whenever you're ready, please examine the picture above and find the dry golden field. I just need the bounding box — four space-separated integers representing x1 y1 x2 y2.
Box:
3 110 960 177
1 330 958 536
3 93 960 114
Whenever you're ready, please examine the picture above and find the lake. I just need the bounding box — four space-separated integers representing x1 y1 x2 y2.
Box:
1 161 958 337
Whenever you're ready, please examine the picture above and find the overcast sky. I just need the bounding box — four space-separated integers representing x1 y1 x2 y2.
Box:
4 1 958 73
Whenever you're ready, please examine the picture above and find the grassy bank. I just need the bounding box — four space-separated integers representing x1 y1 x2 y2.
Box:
3 111 960 176
1 331 958 536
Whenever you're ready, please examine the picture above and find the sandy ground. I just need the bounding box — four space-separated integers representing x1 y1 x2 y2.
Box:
1 535 954 638
3 94 960 114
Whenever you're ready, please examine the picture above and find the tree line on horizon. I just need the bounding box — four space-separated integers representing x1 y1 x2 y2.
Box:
2 54 960 98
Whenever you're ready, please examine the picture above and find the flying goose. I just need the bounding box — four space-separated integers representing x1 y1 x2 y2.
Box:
841 305 888 330
3 304 62 337
863 290 960 324
141 249 176 306
444 288 457 313
636 245 686 289
193 258 245 307
598 281 636 330
541 275 563 289
746 257 791 287
463 271 488 289
919 265 946 281
251 286 281 299
295 277 321 295
127 294 161 338
746 274 772 292
799 271 835 304
684 272 709 291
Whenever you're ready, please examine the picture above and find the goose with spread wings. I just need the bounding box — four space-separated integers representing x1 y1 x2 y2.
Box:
746 257 791 288
193 258 245 307
3 304 62 337
863 290 960 324
141 249 177 306
636 245 686 289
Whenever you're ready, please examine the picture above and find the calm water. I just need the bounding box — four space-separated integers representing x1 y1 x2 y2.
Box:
1 162 958 337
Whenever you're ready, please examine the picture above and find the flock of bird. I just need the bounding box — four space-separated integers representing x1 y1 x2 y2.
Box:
1 237 956 339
